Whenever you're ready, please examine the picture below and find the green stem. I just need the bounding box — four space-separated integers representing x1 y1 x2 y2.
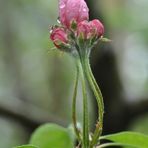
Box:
72 62 81 142
78 59 89 148
82 57 104 147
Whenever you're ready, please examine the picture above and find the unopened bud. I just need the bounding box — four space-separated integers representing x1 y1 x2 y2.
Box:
50 27 68 48
90 19 104 38
59 0 89 28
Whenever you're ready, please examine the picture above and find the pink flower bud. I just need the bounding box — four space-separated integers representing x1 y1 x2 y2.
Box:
77 19 104 39
59 0 89 28
89 19 104 37
77 20 91 39
50 28 68 48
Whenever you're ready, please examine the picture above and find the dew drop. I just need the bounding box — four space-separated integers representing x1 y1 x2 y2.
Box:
83 8 87 12
57 17 61 24
49 25 53 33
60 3 65 9
49 29 53 34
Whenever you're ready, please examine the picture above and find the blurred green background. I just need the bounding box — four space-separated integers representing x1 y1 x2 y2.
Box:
0 0 148 147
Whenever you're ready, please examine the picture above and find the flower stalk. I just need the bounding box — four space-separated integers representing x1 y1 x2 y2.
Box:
72 62 82 142
50 0 106 147
79 56 104 148
78 59 89 148
83 57 104 147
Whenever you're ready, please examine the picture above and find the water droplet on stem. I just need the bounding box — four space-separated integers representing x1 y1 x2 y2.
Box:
57 17 61 24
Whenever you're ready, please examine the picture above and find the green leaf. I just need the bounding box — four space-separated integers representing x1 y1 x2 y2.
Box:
100 131 148 148
29 123 74 148
14 145 38 148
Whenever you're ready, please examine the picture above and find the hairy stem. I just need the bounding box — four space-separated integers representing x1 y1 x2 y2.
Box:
72 62 82 142
82 57 104 147
78 60 89 148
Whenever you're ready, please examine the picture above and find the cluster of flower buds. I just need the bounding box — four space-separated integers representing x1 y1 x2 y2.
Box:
50 0 104 57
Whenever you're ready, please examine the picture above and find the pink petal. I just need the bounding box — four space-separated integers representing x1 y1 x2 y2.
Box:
59 0 89 27
78 0 89 22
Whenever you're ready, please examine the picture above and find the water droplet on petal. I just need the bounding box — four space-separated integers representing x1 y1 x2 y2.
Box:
60 3 65 9
83 8 87 12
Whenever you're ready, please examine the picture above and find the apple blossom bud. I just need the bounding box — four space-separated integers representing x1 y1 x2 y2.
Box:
59 0 89 28
50 27 68 48
90 19 104 37
77 20 91 39
77 19 104 40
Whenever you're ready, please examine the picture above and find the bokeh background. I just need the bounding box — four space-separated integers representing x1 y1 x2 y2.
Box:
0 0 148 147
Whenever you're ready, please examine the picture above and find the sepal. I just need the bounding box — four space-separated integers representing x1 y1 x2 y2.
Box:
99 37 112 42
70 20 77 31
